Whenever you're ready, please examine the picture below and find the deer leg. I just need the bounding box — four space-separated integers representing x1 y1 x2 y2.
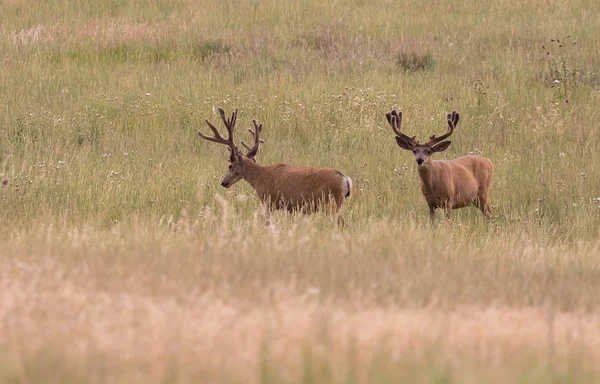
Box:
333 196 346 229
429 206 436 226
482 200 492 220
473 197 484 215
444 201 452 221
478 193 492 220
484 205 492 220
331 203 345 229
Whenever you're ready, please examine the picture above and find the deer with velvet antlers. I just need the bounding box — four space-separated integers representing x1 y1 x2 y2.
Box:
386 109 493 224
198 107 352 226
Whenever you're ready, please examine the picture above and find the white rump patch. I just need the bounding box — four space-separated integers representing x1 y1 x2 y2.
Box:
342 176 352 198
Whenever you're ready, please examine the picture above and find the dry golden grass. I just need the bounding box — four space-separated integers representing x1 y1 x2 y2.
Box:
1 215 600 382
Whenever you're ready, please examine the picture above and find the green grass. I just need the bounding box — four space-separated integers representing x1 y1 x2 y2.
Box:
1 0 600 382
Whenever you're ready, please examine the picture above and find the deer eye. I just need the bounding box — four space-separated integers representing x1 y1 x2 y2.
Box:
228 165 232 170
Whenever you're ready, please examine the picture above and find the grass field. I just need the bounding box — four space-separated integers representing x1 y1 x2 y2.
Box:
1 0 600 382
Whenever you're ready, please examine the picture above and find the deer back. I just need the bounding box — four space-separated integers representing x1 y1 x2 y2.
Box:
244 161 349 211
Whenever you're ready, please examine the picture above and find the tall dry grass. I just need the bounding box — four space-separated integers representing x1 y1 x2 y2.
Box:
2 216 600 383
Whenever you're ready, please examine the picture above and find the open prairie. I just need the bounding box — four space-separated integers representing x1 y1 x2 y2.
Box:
1 0 600 382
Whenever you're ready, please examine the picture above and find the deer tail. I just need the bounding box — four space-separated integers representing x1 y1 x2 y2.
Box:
343 176 352 198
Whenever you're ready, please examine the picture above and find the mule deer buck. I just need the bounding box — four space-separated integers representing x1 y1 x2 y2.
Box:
386 109 493 224
198 107 352 226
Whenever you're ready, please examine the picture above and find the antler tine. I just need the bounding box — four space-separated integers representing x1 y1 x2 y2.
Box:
252 119 263 142
450 110 459 128
385 109 418 147
426 110 459 147
198 107 240 161
199 119 227 143
386 110 401 136
240 123 263 149
240 140 252 151
217 107 238 141
241 119 264 159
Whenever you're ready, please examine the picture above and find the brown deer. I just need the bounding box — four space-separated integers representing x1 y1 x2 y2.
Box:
386 109 493 224
198 107 352 226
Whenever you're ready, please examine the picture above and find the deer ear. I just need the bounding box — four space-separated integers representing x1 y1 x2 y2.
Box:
395 136 414 151
432 141 451 152
246 144 259 159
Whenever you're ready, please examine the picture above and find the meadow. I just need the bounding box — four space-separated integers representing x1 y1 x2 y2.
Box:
1 0 600 382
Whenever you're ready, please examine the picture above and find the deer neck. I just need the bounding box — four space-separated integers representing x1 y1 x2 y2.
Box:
417 162 439 192
241 157 266 191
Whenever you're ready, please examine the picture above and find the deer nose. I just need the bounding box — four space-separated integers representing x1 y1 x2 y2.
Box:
416 158 424 165
221 181 228 188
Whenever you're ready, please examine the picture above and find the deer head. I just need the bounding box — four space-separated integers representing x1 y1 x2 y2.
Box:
198 107 263 188
386 110 459 167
